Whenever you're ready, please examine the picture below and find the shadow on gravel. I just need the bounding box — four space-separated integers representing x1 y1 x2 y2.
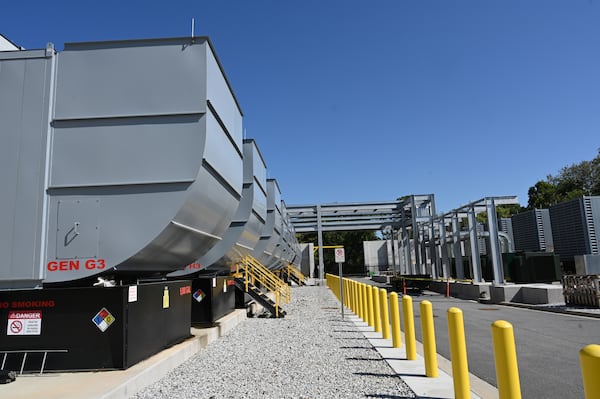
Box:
333 329 359 332
339 346 376 349
364 394 415 398
346 357 384 361
354 372 398 378
394 372 425 378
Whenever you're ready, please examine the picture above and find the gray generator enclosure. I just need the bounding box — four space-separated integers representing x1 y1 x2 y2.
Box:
0 37 243 287
253 179 283 269
170 139 268 275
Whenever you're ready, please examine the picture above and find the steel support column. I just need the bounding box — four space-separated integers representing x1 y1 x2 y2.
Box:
411 197 422 273
452 213 464 279
467 207 482 283
402 208 413 274
487 199 505 285
390 229 397 274
428 223 438 279
317 205 324 282
439 219 450 278
428 199 438 279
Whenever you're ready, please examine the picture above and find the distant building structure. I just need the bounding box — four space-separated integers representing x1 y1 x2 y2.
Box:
498 217 515 249
511 209 554 252
363 240 399 274
299 243 315 278
549 196 600 266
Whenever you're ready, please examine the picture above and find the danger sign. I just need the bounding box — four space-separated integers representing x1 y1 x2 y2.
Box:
334 248 345 263
7 310 42 336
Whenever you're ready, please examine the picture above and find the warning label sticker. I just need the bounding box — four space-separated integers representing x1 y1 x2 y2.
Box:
193 289 206 303
7 311 42 336
92 307 115 332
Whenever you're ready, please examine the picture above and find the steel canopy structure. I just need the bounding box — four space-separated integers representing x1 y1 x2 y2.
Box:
288 195 436 280
289 195 520 284
429 196 519 285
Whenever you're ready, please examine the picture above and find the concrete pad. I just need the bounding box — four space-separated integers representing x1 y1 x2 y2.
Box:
349 313 495 399
0 309 247 399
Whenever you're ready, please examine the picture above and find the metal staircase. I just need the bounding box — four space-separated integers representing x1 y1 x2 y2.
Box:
233 256 290 318
281 265 307 286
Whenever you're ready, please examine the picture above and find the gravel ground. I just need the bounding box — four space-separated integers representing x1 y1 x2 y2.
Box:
132 285 416 399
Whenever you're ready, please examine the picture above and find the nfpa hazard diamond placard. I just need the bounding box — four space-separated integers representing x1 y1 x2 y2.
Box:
92 307 115 332
193 289 206 303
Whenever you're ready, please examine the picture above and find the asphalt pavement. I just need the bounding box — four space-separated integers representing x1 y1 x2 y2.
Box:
390 287 599 399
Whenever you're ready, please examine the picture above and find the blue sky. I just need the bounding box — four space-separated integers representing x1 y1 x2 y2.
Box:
2 1 599 213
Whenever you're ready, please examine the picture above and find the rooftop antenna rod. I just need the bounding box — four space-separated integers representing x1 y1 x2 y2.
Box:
191 18 195 39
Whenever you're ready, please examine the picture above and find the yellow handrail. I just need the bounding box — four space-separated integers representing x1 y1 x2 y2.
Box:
235 256 291 316
286 264 307 284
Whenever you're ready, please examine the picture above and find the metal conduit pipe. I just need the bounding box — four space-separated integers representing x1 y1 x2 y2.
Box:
429 231 513 254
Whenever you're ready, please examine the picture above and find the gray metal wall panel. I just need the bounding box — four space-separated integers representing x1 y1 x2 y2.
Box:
585 196 600 254
0 53 52 283
250 152 267 199
550 198 588 260
44 187 189 282
251 145 268 222
203 111 242 196
176 140 266 273
206 46 242 153
55 39 207 119
50 115 204 187
267 179 282 211
299 243 314 277
237 212 265 251
512 209 542 252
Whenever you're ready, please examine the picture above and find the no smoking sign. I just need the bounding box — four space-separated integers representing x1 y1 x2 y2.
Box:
334 248 345 263
6 311 42 336
9 320 23 334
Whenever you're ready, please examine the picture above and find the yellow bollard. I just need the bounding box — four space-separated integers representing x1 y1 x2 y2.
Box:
380 288 390 339
420 300 438 377
344 279 349 308
351 281 356 312
361 283 368 322
352 281 360 317
355 282 365 320
367 285 375 327
448 307 470 399
580 344 600 399
390 292 402 348
346 279 351 309
348 280 354 313
373 286 382 333
402 295 417 360
492 320 522 399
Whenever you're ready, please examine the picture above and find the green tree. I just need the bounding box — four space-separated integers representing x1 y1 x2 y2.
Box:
525 148 600 209
475 204 524 224
527 180 559 209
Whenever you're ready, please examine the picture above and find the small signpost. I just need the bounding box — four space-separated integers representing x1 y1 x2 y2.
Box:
335 247 346 319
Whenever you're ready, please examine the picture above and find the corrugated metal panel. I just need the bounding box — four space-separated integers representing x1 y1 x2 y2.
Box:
512 209 553 252
549 197 600 261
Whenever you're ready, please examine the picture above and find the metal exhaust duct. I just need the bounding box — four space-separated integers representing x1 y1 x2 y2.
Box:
170 138 268 276
252 179 283 268
0 37 244 287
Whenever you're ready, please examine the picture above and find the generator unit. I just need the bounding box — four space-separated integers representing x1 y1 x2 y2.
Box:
0 36 299 371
